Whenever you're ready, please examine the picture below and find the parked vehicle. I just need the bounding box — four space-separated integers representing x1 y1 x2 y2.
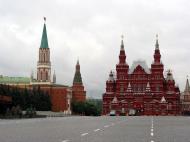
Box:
110 110 116 116
129 109 136 116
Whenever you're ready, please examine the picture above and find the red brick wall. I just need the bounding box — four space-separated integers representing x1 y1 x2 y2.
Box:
72 84 86 102
50 87 68 112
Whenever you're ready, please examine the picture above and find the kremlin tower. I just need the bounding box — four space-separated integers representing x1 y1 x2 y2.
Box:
72 60 86 102
37 18 51 83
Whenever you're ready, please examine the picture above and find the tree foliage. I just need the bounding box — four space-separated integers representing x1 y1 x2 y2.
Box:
72 100 101 116
0 84 51 111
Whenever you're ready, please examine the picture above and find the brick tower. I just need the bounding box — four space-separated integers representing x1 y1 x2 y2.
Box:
72 60 86 102
37 18 51 83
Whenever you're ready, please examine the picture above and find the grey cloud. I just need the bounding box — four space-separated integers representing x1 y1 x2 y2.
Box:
0 0 190 98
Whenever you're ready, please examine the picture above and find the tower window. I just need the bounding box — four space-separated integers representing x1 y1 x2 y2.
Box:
44 53 46 62
46 71 48 80
41 71 43 80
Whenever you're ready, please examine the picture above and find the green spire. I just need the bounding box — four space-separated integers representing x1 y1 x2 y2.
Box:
73 60 83 84
40 18 49 48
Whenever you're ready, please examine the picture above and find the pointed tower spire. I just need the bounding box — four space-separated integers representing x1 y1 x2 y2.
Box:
121 35 124 50
73 59 83 84
155 34 159 50
40 17 49 48
153 34 161 63
119 35 126 64
185 76 190 92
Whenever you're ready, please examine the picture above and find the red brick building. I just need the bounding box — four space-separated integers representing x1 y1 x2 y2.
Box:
102 36 181 116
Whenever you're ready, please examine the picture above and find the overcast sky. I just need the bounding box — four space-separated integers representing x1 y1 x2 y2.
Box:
0 0 190 98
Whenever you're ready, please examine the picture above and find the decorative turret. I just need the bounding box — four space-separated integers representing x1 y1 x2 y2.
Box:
166 70 174 81
108 71 115 82
153 34 161 63
151 34 164 82
184 77 190 93
145 82 151 92
166 70 175 92
126 82 132 92
73 60 83 84
116 35 129 80
106 71 115 93
37 18 51 82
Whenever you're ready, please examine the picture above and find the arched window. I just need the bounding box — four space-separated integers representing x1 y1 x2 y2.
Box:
46 71 48 81
41 71 43 81
133 84 137 92
168 102 172 110
156 86 159 91
120 84 124 95
44 53 46 62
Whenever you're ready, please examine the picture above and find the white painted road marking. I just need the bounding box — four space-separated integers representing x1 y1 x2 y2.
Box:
81 133 88 136
62 140 70 142
94 129 101 132
104 125 109 128
150 117 154 142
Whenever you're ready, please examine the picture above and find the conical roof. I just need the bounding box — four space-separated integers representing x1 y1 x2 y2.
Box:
40 21 49 48
185 78 190 92
73 60 83 84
